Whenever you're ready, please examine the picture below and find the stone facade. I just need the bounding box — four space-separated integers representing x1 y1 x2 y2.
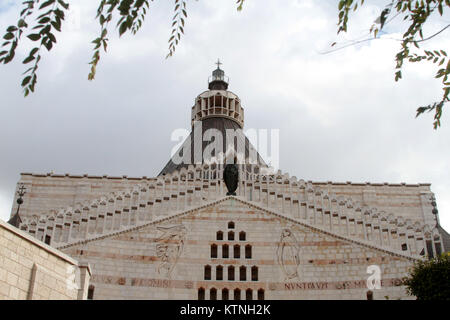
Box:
59 197 415 300
12 173 435 228
0 219 91 300
7 65 448 300
12 166 444 259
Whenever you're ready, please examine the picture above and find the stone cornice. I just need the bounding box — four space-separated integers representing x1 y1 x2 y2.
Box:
19 172 431 188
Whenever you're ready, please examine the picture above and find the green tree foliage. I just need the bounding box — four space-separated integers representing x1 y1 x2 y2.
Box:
403 253 450 300
337 0 450 129
0 0 449 128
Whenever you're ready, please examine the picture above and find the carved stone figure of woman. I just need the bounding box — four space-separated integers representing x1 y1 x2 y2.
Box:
276 228 301 280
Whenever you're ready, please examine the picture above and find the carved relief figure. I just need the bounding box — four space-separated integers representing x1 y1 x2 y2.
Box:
276 228 302 280
155 224 187 278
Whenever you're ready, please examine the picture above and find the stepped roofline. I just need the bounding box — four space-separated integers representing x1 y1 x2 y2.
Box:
56 196 422 262
15 163 445 258
18 172 433 187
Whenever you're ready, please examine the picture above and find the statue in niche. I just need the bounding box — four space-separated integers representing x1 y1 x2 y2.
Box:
155 224 187 278
224 163 239 195
276 228 302 280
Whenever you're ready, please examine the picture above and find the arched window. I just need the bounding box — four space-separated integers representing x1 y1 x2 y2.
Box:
251 266 258 281
234 288 241 300
246 289 253 300
245 245 252 259
217 231 223 240
366 290 373 300
257 289 264 300
210 288 217 300
228 266 235 281
228 231 235 241
198 287 205 300
234 245 240 259
240 266 246 281
239 231 246 241
87 285 95 300
204 265 211 280
222 244 229 258
222 288 229 300
216 265 223 281
228 221 235 229
211 244 218 258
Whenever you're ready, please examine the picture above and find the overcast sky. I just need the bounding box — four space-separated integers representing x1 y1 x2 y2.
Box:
0 0 449 231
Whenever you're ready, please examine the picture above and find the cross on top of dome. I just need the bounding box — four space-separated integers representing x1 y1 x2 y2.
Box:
215 59 222 69
209 59 229 90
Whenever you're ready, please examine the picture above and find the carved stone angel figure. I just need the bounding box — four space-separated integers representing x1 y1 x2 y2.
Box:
276 228 302 280
155 224 187 278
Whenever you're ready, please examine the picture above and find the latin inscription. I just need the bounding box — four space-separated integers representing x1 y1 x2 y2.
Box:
284 278 403 290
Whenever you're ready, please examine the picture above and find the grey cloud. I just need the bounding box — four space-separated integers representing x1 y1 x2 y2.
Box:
0 0 448 231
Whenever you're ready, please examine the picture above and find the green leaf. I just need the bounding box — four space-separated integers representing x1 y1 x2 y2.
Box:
51 20 61 32
57 0 69 10
22 55 35 64
21 76 31 86
3 51 15 64
7 26 18 33
39 0 56 10
27 34 41 41
38 17 51 24
119 22 128 37
43 38 53 50
3 33 14 40
17 19 27 28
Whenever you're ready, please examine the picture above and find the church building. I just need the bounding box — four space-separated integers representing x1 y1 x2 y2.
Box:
5 63 450 300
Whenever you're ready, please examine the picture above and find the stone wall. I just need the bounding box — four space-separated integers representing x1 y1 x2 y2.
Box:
12 172 436 228
60 197 417 300
11 173 149 221
0 219 91 300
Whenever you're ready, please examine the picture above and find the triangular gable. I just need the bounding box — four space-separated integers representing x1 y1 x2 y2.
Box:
58 196 420 262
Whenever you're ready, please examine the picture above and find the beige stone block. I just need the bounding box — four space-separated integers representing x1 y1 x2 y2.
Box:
9 286 20 300
39 250 49 260
9 251 20 265
38 285 51 299
0 266 6 280
17 289 28 300
0 281 10 296
0 246 10 260
3 230 13 241
17 277 30 292
49 290 61 300
6 272 18 286
43 274 57 288
19 256 34 269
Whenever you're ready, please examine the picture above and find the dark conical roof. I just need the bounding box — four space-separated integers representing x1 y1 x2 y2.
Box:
159 62 266 176
159 117 267 176
7 212 22 228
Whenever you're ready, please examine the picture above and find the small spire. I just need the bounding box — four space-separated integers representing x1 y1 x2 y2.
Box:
8 184 26 228
208 59 229 90
215 58 222 69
